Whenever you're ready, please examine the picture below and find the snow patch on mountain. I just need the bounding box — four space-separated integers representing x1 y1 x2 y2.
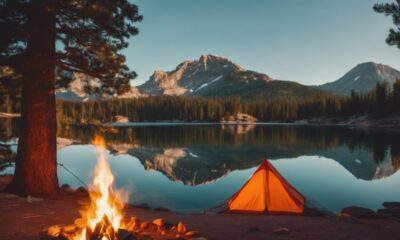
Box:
138 54 272 97
196 75 224 91
319 62 400 95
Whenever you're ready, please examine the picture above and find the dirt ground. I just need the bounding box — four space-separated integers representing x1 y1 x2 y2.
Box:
0 188 399 240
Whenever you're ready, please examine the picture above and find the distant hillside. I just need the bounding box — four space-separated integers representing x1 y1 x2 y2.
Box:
56 72 146 101
138 54 327 100
319 62 400 95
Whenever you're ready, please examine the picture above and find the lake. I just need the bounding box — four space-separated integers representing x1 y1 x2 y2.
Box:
1 120 400 213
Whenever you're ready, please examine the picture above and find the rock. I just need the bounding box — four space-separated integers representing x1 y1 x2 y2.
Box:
60 184 74 193
174 236 184 240
147 223 158 232
126 217 140 231
383 202 400 209
185 231 203 237
62 224 77 233
47 225 63 238
75 186 89 196
176 222 186 233
137 234 153 240
153 206 171 212
303 206 327 217
117 228 137 240
164 221 174 229
140 221 149 230
377 208 400 218
57 137 76 150
247 227 260 232
336 213 361 224
131 203 151 209
61 183 71 188
341 206 377 219
152 218 164 229
139 221 157 232
26 195 43 203
273 227 289 235
113 115 129 123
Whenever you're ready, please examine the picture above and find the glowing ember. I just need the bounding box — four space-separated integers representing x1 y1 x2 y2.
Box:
72 135 126 240
46 135 198 240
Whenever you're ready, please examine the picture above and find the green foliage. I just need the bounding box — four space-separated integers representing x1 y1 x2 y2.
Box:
0 0 142 95
374 0 400 49
56 80 400 124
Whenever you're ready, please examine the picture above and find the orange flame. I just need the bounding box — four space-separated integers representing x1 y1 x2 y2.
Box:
72 135 126 240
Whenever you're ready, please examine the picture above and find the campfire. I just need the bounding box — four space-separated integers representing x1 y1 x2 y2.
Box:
46 135 200 240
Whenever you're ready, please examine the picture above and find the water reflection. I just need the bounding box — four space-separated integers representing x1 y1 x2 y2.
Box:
1 120 400 212
58 125 400 184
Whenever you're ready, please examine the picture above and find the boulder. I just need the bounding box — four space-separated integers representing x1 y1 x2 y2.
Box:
140 221 149 230
377 208 400 218
131 203 151 209
26 195 43 203
117 229 137 240
341 206 377 219
185 231 203 237
247 227 260 232
60 184 74 193
336 213 361 224
176 222 186 233
273 227 289 235
126 217 140 231
75 186 89 197
153 206 171 212
113 115 129 123
152 218 165 228
383 202 400 209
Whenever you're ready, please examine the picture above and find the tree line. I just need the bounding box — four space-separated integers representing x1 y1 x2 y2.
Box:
56 80 400 125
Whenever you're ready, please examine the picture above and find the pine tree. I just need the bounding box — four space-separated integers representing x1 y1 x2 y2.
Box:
374 0 400 48
391 79 400 113
0 0 142 195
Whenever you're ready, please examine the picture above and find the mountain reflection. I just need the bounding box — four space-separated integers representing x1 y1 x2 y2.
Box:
57 124 400 185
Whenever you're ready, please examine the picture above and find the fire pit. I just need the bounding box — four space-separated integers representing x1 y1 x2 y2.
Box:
46 135 202 240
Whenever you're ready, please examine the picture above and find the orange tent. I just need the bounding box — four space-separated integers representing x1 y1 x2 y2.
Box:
227 159 305 214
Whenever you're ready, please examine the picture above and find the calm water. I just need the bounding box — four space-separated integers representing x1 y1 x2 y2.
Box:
1 120 400 213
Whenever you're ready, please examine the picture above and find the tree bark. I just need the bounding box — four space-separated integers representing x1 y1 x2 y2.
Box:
6 0 59 196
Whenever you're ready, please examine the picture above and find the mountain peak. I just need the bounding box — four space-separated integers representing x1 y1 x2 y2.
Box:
138 54 268 96
319 62 400 95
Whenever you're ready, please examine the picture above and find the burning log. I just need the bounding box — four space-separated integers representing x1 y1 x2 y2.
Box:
87 215 116 240
45 135 202 240
46 217 203 240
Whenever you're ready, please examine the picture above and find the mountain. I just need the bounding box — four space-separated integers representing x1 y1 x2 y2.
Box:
110 142 395 185
56 72 146 101
138 54 327 100
319 62 400 95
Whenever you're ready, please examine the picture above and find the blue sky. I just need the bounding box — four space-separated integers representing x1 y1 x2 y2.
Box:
126 0 399 86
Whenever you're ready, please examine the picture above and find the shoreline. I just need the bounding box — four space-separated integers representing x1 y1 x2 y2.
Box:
2 112 400 129
0 188 399 240
106 116 400 129
0 112 20 118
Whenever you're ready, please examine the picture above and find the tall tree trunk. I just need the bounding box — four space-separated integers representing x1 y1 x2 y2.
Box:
6 0 58 196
